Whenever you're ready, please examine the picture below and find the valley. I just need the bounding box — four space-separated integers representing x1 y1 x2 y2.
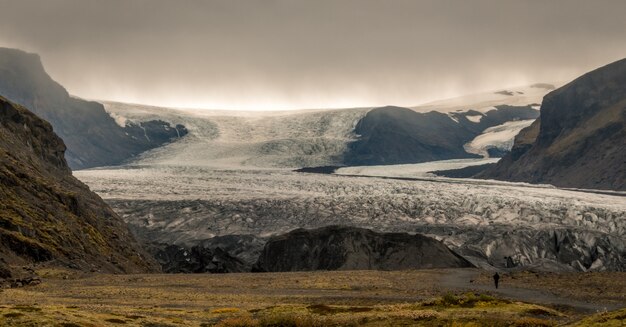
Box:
1 2 625 325
68 81 624 274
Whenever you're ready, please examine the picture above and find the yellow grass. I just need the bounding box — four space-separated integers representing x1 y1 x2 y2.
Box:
0 270 622 326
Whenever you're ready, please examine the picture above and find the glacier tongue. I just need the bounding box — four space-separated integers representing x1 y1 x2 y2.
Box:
464 119 536 158
75 166 626 272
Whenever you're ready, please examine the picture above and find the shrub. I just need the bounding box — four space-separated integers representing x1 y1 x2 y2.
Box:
212 307 242 314
215 316 260 327
512 317 556 327
442 293 460 306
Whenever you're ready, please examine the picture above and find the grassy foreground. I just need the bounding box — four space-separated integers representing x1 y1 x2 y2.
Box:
0 269 624 326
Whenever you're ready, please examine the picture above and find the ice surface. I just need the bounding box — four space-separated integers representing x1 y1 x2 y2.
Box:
465 115 483 123
336 158 500 178
75 83 625 272
464 119 535 157
103 102 369 168
75 166 626 271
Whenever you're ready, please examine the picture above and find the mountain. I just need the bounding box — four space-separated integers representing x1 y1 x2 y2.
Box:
253 226 474 272
98 85 545 169
477 58 626 190
0 47 187 169
0 96 159 277
343 105 538 165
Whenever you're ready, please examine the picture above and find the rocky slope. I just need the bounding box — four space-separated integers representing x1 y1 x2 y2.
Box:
152 244 246 273
478 58 626 190
148 234 264 273
0 96 159 277
253 226 474 272
0 47 187 169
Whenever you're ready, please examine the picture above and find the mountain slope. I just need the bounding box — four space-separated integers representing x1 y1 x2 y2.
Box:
253 226 474 272
343 105 538 165
0 47 187 169
0 96 158 274
478 58 626 190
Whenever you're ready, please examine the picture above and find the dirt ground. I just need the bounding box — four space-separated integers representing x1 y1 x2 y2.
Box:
472 270 626 305
0 268 624 326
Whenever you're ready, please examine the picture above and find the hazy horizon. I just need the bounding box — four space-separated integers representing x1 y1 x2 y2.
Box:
1 0 626 110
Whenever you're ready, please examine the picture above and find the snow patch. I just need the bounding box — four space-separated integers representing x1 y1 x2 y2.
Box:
464 119 535 157
108 112 128 127
465 115 483 123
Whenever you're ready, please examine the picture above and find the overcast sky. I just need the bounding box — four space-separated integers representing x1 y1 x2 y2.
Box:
1 0 626 110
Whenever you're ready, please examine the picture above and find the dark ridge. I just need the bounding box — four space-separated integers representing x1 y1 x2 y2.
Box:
294 166 342 174
253 225 474 272
477 58 626 190
0 96 159 274
342 104 538 166
432 163 497 178
0 47 188 169
343 106 479 165
486 148 510 158
152 244 247 273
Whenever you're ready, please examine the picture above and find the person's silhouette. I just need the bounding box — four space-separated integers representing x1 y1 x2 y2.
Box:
493 272 500 289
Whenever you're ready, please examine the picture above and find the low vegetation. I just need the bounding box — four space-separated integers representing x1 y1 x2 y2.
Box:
0 270 623 326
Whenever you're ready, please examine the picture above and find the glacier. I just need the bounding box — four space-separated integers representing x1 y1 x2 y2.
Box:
75 166 626 271
73 83 626 272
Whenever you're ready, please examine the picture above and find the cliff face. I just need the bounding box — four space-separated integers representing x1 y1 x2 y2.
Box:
478 58 626 190
0 96 159 274
253 226 473 272
0 47 187 169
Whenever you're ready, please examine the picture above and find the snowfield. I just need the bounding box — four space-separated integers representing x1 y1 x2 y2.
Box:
412 84 550 113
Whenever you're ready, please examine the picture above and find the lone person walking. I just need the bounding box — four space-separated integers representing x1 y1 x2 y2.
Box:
493 272 500 289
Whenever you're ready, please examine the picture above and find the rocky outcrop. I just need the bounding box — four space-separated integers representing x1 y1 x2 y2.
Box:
0 96 159 273
415 225 625 272
194 234 266 270
152 244 247 273
253 226 474 272
148 234 265 273
344 105 538 165
0 47 187 169
478 58 626 190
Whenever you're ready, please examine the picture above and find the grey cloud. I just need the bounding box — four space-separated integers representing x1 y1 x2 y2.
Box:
1 0 625 109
